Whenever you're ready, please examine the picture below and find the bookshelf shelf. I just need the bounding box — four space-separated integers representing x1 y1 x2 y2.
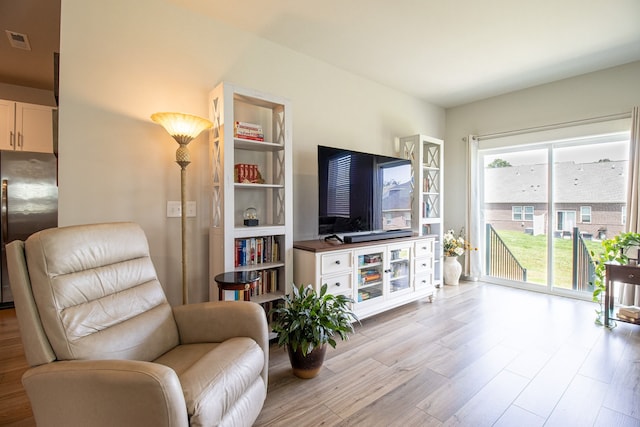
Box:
234 183 285 189
234 138 284 151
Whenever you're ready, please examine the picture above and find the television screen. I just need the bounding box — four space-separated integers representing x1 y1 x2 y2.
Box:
318 145 412 236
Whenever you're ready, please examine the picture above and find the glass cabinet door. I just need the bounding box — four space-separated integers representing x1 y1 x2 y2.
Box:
388 244 411 295
356 248 384 303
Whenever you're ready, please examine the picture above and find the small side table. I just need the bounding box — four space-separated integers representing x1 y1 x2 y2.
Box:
604 263 640 327
214 271 259 301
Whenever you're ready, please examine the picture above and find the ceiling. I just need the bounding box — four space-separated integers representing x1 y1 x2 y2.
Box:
0 0 60 91
3 1 640 108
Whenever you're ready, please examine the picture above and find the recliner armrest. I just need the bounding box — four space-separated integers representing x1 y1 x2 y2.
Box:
22 359 188 427
172 301 269 386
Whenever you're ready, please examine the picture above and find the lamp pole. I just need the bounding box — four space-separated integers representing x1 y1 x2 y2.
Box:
177 152 190 305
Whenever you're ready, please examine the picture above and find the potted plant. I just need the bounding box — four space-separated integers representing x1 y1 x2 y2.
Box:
270 283 358 379
591 232 640 324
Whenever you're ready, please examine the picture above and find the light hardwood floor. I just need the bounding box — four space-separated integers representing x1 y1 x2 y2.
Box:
0 307 33 426
2 282 639 426
255 282 640 427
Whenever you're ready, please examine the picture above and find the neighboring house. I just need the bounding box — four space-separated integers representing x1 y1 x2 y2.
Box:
484 160 627 239
382 180 412 230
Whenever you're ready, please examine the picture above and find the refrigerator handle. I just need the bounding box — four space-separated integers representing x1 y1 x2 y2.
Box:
1 180 7 242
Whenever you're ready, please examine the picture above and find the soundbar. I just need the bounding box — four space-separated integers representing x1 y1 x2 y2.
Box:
343 230 413 244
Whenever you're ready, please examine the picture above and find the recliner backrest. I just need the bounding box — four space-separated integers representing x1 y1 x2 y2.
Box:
11 222 179 363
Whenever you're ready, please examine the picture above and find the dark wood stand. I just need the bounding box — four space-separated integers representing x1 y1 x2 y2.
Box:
604 263 640 327
214 271 259 301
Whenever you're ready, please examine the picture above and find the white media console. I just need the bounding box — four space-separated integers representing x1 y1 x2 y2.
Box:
293 235 436 319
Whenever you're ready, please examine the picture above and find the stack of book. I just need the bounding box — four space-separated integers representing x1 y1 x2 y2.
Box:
234 164 263 183
234 121 264 141
617 306 640 323
360 270 381 284
234 236 280 267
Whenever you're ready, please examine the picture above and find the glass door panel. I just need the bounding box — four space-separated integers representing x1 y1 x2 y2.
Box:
552 141 628 295
388 244 411 295
482 148 548 287
356 248 384 303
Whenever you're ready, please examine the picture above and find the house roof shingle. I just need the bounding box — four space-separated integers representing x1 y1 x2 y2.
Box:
484 160 626 204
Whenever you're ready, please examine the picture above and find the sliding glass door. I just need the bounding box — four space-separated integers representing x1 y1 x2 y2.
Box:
479 134 628 296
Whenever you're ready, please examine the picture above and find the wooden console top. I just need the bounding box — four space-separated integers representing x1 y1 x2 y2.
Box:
293 234 435 253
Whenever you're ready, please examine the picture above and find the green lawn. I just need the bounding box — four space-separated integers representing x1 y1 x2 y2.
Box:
494 230 604 287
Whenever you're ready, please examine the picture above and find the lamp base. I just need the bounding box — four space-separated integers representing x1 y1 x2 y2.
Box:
244 219 259 226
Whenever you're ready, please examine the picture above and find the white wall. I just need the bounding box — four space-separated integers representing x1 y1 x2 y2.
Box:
444 60 640 234
58 0 444 305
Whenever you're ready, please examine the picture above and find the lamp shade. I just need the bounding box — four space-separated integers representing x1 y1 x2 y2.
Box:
151 112 213 144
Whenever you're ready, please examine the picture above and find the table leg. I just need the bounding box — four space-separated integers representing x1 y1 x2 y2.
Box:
605 279 611 327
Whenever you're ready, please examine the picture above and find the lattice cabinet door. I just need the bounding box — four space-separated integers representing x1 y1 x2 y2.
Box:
400 134 443 287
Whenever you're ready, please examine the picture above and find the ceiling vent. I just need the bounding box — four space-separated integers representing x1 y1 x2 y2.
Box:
5 30 31 51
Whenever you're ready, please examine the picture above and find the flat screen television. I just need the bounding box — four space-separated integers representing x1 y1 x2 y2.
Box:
318 145 412 236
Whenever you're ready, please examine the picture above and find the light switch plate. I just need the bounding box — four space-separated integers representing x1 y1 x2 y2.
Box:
167 201 181 217
186 201 196 217
167 201 197 217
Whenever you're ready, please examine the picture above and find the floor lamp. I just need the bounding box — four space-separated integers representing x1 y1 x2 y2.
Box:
151 112 213 305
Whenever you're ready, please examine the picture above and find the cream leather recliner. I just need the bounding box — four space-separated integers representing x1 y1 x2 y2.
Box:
6 222 268 427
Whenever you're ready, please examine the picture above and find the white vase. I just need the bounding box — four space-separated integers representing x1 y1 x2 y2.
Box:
443 256 462 286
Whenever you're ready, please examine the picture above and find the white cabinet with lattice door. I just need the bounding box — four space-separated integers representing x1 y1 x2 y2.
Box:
208 82 292 331
400 134 443 287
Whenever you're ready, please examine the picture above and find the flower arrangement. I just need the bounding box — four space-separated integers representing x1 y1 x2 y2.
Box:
443 228 471 257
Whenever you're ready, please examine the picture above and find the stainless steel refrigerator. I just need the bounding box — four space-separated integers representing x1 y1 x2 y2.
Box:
0 150 58 307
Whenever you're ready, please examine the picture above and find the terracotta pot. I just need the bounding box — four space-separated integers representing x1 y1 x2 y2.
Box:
287 344 327 379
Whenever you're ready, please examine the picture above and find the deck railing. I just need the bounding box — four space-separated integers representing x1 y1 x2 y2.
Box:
572 227 596 291
485 223 527 281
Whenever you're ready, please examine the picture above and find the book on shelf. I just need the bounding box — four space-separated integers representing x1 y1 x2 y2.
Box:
422 201 431 217
617 306 640 319
360 271 381 283
423 177 430 193
234 164 264 184
223 289 244 301
235 236 280 267
361 254 382 264
617 312 640 323
221 268 280 301
234 121 264 141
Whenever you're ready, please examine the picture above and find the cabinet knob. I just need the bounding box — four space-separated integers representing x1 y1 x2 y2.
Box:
335 260 340 265
422 263 427 267
384 268 392 273
335 282 341 287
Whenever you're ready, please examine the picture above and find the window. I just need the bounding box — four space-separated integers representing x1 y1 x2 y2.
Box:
524 206 534 221
557 210 577 231
580 206 592 223
512 206 534 221
327 154 351 216
512 206 522 221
